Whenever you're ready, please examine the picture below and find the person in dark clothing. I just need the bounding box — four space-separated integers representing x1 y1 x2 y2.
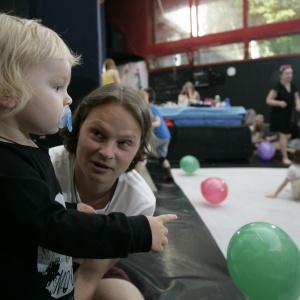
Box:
0 13 177 299
266 64 300 165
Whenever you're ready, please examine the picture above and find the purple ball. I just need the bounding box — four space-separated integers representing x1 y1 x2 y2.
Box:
257 141 276 161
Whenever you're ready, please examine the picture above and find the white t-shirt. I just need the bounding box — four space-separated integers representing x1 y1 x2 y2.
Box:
49 145 156 216
286 164 300 182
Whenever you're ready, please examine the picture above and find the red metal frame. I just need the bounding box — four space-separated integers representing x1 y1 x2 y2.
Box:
148 52 300 74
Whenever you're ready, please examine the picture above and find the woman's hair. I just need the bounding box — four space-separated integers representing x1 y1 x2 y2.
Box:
137 90 149 104
181 81 195 93
0 13 80 117
293 149 300 164
103 58 116 72
253 114 264 131
279 64 292 74
60 83 156 172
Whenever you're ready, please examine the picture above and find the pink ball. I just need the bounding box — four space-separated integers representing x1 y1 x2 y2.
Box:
201 177 228 204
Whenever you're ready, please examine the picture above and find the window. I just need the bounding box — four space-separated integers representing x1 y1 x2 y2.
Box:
249 33 300 59
154 0 243 44
154 1 191 44
148 53 189 69
197 0 243 36
194 43 244 64
248 0 300 27
150 0 300 69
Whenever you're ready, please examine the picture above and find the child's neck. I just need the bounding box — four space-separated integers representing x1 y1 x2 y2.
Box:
0 121 37 147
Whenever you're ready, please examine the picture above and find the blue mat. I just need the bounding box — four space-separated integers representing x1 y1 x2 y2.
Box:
157 106 246 126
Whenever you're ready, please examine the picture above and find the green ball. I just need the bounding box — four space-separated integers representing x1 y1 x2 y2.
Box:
179 155 200 174
227 222 300 300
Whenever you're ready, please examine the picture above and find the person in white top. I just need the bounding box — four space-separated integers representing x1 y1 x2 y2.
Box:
50 146 155 216
50 83 157 300
266 148 300 201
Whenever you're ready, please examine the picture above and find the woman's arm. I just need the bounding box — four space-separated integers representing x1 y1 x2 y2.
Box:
266 89 286 108
294 91 300 111
74 258 119 300
111 65 129 84
111 69 122 84
152 116 161 128
121 64 129 84
194 91 200 100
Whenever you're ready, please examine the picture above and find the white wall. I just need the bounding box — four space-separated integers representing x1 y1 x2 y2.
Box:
117 60 148 90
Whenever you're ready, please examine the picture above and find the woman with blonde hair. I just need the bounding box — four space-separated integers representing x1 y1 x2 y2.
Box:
102 58 129 86
250 114 279 149
179 81 200 100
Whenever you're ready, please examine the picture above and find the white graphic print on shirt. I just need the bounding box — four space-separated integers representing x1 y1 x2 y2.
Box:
37 193 73 298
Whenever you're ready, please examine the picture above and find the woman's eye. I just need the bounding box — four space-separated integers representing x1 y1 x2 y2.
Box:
93 131 103 138
119 141 131 146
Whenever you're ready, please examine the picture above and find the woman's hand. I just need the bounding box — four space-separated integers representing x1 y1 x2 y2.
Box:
77 203 97 214
279 101 287 108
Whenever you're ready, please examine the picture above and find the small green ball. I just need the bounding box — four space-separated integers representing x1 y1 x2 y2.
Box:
179 155 200 174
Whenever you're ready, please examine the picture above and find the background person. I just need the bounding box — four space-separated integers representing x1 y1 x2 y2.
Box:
266 64 300 165
266 149 300 201
50 84 157 299
144 87 174 182
102 58 129 86
250 114 279 149
178 81 200 104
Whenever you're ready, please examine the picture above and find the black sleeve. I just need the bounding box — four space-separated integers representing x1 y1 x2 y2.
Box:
292 83 299 94
1 176 152 259
65 202 77 210
271 82 280 92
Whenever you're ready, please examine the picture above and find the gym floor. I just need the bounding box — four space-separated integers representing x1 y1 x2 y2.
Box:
120 152 299 300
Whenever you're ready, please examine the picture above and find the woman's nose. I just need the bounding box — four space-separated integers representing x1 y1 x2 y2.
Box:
98 142 114 160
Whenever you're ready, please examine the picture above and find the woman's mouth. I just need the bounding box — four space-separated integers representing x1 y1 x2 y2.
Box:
92 161 112 171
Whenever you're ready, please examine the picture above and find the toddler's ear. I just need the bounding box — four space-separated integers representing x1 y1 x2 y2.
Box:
0 96 16 109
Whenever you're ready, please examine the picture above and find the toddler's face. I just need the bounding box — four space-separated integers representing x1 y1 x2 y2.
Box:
18 59 72 135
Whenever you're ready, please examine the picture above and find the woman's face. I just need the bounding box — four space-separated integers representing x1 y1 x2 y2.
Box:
185 83 193 90
280 68 293 83
75 102 141 185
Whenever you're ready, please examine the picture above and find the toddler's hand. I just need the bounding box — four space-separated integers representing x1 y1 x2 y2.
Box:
146 214 178 253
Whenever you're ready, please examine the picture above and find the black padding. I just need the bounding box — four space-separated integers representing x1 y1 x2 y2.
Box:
118 162 246 300
167 125 253 161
